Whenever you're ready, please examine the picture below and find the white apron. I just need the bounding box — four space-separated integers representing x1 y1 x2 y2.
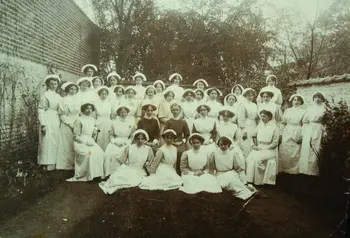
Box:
193 117 217 155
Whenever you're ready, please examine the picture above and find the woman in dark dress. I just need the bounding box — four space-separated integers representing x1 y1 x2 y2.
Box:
137 104 160 153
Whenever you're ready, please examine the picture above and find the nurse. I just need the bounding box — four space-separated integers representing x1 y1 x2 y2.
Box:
133 72 147 100
81 64 98 78
206 87 223 119
231 84 245 103
256 75 283 105
38 75 62 171
165 73 185 101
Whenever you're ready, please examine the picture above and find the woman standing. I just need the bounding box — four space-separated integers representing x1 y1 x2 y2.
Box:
299 92 326 176
193 79 209 101
76 77 96 106
257 90 282 125
246 110 279 185
81 64 98 78
56 82 80 170
165 73 184 101
94 86 113 151
192 104 217 155
179 133 222 194
158 91 176 133
216 108 238 144
194 89 206 108
133 72 147 100
231 84 245 103
139 129 183 190
92 77 104 89
206 88 223 119
120 86 140 121
279 94 305 174
237 88 258 159
66 103 104 182
164 102 191 173
181 89 197 132
106 72 121 90
110 85 125 118
104 105 136 177
153 80 166 105
38 75 62 171
99 129 154 195
256 75 283 105
223 93 239 122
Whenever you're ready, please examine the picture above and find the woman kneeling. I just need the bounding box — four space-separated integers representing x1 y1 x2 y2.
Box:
209 136 255 200
99 129 154 194
179 133 222 194
139 129 183 190
246 110 279 185
67 103 104 182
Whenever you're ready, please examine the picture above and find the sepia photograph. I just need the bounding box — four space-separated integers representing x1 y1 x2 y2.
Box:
0 0 349 237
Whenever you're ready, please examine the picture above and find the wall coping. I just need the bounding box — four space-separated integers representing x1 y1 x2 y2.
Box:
288 73 350 86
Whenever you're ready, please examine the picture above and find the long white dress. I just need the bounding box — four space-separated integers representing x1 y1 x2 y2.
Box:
165 84 185 101
38 90 61 166
139 144 183 190
182 101 198 132
299 103 325 176
210 148 254 200
246 121 279 185
179 149 222 194
192 116 217 155
237 100 258 159
71 115 104 181
256 86 283 105
95 99 112 151
104 116 135 176
99 144 154 194
206 99 223 119
279 106 305 174
56 95 80 170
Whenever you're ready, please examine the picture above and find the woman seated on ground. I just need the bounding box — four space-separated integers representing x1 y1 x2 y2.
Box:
67 103 104 182
139 129 183 191
137 104 160 153
192 104 217 155
209 136 255 200
179 133 222 194
246 110 279 186
104 105 136 177
163 102 190 173
99 129 154 195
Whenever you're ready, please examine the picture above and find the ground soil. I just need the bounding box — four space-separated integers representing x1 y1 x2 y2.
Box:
0 172 347 238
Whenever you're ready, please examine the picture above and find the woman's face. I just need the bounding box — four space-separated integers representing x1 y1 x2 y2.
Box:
218 140 229 151
93 78 102 88
184 93 193 101
209 90 218 100
135 134 146 146
171 105 180 117
234 87 242 95
155 83 163 93
83 105 93 116
196 91 203 101
126 89 135 99
48 79 58 91
313 95 323 104
227 95 236 106
79 81 91 92
115 88 124 97
260 113 271 124
191 138 202 150
262 93 271 103
86 68 94 77
293 96 302 106
222 112 230 122
118 108 128 118
146 88 155 97
68 86 77 95
99 89 108 100
165 93 174 102
197 82 205 90
135 77 143 86
173 77 180 85
199 106 208 117
144 106 154 117
163 134 175 145
245 92 255 102
109 77 118 86
267 78 276 87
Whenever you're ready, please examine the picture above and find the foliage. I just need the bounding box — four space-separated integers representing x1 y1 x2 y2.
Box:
320 100 350 180
91 0 273 87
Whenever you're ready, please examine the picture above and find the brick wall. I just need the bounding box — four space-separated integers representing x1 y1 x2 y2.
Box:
0 0 99 160
0 0 99 76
